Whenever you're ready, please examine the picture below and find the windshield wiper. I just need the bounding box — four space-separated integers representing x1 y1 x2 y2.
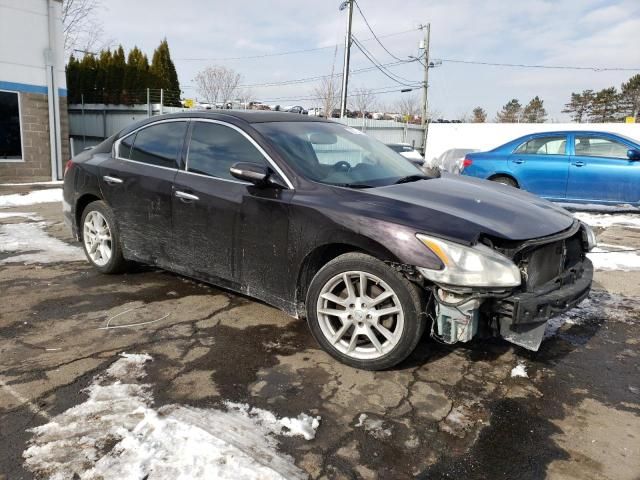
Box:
393 174 429 185
334 182 375 189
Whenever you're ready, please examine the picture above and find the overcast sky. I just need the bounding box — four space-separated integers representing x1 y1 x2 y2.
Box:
97 0 640 120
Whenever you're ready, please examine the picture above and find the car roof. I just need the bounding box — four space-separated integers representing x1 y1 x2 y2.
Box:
116 110 334 138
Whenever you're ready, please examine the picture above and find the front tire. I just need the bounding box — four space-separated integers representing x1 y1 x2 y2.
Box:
306 253 426 370
81 200 128 274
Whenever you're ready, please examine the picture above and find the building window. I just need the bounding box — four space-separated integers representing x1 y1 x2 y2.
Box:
0 90 23 161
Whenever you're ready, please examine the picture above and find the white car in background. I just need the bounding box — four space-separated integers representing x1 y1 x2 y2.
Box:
430 148 479 174
386 143 424 167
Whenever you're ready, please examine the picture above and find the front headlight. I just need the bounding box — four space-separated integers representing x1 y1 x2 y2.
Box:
416 234 522 287
581 222 597 252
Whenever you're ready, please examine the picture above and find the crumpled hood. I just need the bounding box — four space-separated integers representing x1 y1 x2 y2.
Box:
353 174 576 243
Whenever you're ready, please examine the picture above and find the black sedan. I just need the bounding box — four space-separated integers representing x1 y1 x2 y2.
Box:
63 111 595 370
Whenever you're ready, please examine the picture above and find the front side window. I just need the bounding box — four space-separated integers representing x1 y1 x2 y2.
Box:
253 122 423 187
129 121 187 168
0 91 22 160
574 136 629 159
514 136 566 155
118 133 135 159
186 122 267 180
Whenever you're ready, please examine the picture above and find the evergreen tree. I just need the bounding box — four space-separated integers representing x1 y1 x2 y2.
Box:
588 87 620 123
522 96 547 123
472 106 487 123
108 45 126 104
78 54 98 102
495 99 522 123
66 54 81 104
619 74 640 121
124 47 150 104
95 49 112 103
562 90 594 123
150 39 181 106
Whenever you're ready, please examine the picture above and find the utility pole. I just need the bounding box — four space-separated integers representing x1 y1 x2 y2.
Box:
339 0 353 118
420 23 431 155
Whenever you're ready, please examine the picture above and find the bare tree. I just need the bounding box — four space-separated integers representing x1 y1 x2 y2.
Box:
62 0 109 56
395 94 421 120
350 87 376 118
314 76 340 118
194 66 242 108
236 87 254 109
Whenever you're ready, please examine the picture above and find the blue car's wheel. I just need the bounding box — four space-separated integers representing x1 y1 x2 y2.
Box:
491 175 518 188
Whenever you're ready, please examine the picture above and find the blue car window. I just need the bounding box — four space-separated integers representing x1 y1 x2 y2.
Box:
514 137 566 155
574 136 628 159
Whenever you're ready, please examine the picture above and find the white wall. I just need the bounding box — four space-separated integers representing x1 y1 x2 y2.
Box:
425 123 640 161
0 0 66 90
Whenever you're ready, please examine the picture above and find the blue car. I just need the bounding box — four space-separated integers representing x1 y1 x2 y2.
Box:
461 130 640 205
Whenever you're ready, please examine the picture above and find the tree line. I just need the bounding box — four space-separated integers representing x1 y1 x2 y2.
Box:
66 39 181 106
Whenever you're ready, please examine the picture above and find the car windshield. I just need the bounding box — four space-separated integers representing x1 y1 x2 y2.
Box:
253 122 426 187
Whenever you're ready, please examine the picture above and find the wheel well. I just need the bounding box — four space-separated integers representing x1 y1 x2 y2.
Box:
488 173 518 187
295 242 396 315
75 193 102 238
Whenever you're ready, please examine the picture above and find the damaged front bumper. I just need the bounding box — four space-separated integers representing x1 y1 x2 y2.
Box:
493 258 593 350
428 258 593 352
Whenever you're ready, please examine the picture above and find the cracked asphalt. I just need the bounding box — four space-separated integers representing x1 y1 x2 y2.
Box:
1 187 639 480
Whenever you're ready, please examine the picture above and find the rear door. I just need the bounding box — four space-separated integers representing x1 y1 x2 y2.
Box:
100 120 187 263
171 119 294 294
567 133 640 204
508 134 569 199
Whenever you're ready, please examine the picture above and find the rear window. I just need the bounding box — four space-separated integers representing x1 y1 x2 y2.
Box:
128 121 187 168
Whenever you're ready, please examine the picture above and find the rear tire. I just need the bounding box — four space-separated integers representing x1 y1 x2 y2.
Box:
306 253 426 370
491 175 518 188
80 200 128 274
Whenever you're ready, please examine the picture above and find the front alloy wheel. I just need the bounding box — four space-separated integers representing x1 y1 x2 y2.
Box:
317 271 404 360
307 253 426 370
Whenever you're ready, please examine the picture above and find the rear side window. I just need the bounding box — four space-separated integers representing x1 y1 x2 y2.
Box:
575 136 628 159
129 121 187 168
514 136 566 155
186 122 267 180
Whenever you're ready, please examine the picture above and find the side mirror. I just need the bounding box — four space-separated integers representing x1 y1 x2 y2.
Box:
229 162 287 188
627 149 640 161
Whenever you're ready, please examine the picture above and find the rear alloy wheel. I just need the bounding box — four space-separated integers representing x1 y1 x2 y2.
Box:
307 253 426 370
81 200 127 274
491 175 518 188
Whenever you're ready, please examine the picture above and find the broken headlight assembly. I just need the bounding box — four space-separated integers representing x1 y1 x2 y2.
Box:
415 234 522 288
581 222 597 252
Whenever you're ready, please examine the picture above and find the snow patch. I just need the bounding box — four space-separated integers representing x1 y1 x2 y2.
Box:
0 188 62 207
23 353 317 480
0 221 84 264
557 202 639 213
575 212 640 229
511 364 528 378
588 244 640 271
545 290 640 338
0 211 42 221
354 413 391 439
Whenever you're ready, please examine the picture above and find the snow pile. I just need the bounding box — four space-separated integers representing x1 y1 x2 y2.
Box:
545 290 640 338
0 188 62 207
588 244 640 271
511 364 528 378
558 202 639 213
23 353 317 480
575 212 640 229
0 221 84 264
354 413 392 439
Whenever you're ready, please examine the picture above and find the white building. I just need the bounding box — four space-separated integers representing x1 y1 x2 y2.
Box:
0 0 68 181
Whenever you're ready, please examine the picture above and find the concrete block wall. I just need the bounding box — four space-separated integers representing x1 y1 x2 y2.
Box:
0 93 69 182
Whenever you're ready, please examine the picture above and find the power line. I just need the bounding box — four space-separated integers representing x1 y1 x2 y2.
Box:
351 36 421 88
352 35 419 85
256 85 417 104
438 58 640 72
174 28 418 62
352 0 406 62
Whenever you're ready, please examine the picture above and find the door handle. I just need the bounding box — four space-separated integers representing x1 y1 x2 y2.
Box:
103 175 123 185
572 161 586 167
175 190 199 201
512 159 525 164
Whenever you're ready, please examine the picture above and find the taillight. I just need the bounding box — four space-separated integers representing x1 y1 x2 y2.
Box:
462 156 473 168
64 159 74 177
